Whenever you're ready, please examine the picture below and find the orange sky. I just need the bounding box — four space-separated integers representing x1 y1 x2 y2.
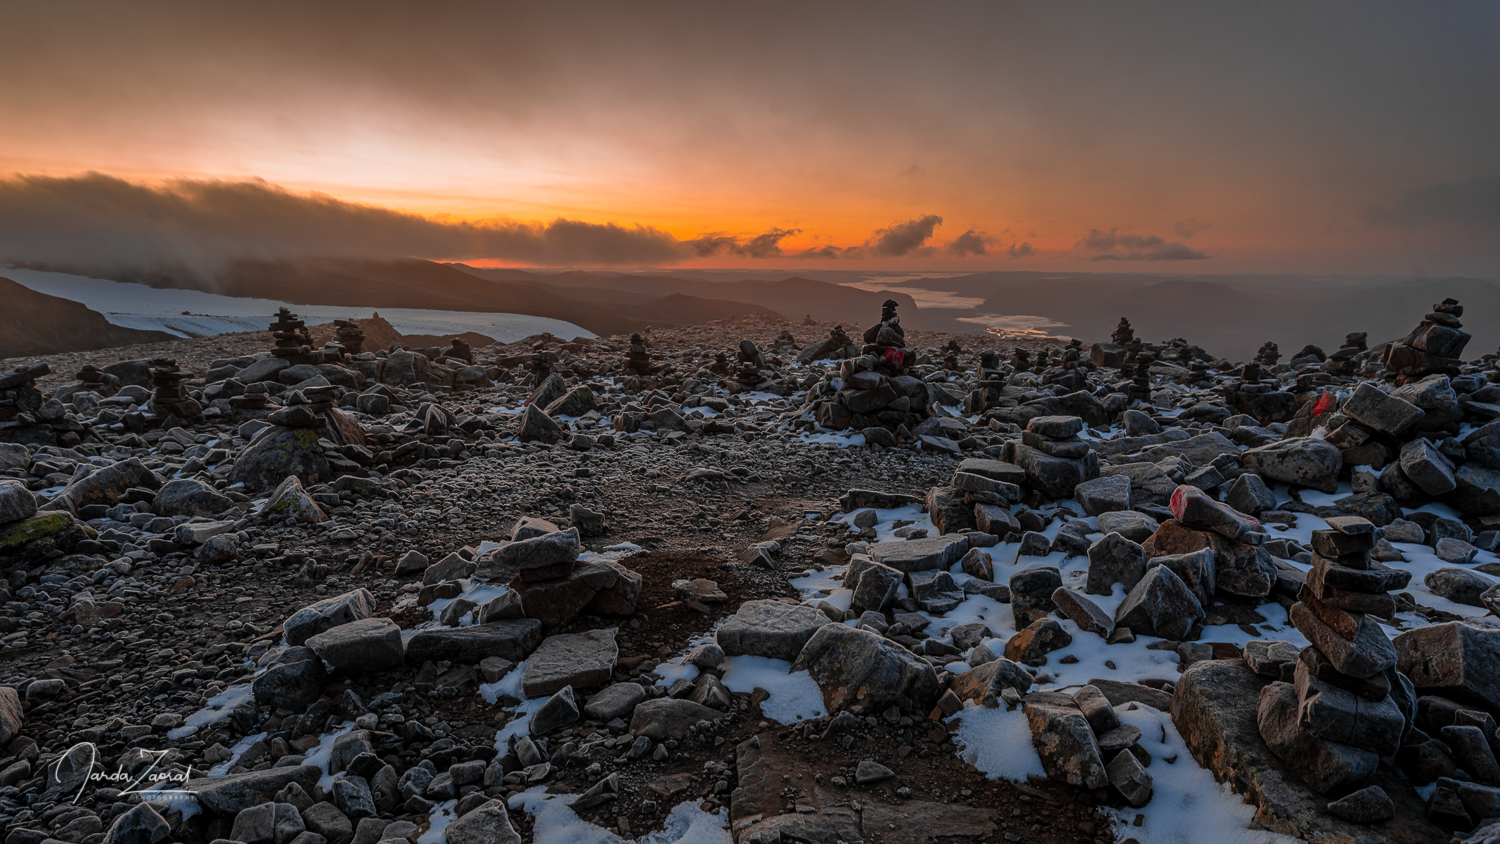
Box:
2 2 1498 275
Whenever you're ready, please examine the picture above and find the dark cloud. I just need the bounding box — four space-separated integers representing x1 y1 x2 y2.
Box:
1173 218 1213 238
867 214 943 258
687 228 801 258
946 229 992 257
792 245 850 260
1371 174 1500 229
1078 228 1208 261
1008 241 1036 258
0 172 692 277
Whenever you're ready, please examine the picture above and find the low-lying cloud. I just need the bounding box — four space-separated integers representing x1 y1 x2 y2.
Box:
1078 228 1208 261
0 172 690 277
946 229 992 256
868 214 943 258
687 227 801 258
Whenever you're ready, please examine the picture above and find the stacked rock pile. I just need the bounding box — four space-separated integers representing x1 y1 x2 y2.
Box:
1385 298 1471 382
149 357 203 424
1258 516 1412 810
1000 415 1100 499
333 319 365 355
465 523 642 631
270 307 318 366
795 323 858 364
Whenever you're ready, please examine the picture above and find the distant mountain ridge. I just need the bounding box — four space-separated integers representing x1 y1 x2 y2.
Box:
0 276 175 360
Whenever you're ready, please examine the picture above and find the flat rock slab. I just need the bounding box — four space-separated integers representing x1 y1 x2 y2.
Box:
716 599 832 661
1171 660 1445 844
869 535 969 573
520 629 618 697
181 765 322 816
404 619 543 665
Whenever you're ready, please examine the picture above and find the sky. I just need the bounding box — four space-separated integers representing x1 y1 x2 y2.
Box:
1 1 1498 276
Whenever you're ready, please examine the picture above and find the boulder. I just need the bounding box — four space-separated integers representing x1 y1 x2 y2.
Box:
1085 532 1147 595
229 427 332 493
251 648 326 712
0 686 22 746
153 478 232 517
629 698 722 741
1022 692 1107 788
1004 618 1073 666
263 475 327 523
284 589 376 647
948 658 1033 705
306 618 405 673
868 534 969 572
520 629 618 697
1394 622 1500 711
404 620 543 665
1115 565 1203 640
182 766 322 816
717 600 832 661
477 528 580 581
1341 383 1424 436
1074 475 1131 516
792 624 941 713
445 799 521 844
1242 438 1342 492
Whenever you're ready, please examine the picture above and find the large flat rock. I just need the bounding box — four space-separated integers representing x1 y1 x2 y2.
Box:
520 629 618 697
716 599 832 661
404 619 542 665
181 765 321 815
869 534 969 573
1171 659 1445 844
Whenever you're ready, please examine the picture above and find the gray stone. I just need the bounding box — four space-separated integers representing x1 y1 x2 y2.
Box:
717 600 832 661
0 686 21 746
182 766 322 815
530 685 580 735
1342 383 1424 437
1052 587 1114 635
153 478 232 517
229 427 332 493
0 481 38 524
906 570 963 614
444 798 520 844
1396 622 1500 711
848 557 903 613
1294 659 1404 756
1325 786 1395 825
230 802 305 844
948 658 1033 704
521 629 618 697
868 534 969 572
1425 567 1493 606
284 589 377 647
1022 692 1107 788
854 760 895 785
101 803 171 844
1106 749 1153 807
1027 416 1084 438
1242 437 1342 492
476 528 579 580
1258 681 1378 795
252 648 326 712
583 683 646 721
306 618 404 673
331 776 375 819
1243 640 1301 678
1224 473 1277 516
793 623 941 713
1290 602 1396 680
1096 509 1159 542
421 552 468 586
1115 565 1203 640
300 803 352 844
1074 475 1131 516
1004 618 1073 666
404 620 543 665
1085 532 1147 595
1399 439 1457 496
1011 565 1062 626
629 698 722 741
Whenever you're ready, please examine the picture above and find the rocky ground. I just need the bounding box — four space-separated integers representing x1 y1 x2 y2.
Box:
3 305 1500 844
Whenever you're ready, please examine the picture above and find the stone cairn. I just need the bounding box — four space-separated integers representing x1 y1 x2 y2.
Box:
333 319 365 355
942 338 963 372
796 323 857 364
229 382 271 413
74 365 117 397
1000 415 1100 499
270 308 318 365
1384 298 1471 382
623 333 654 377
1324 332 1368 376
1125 344 1152 403
1113 317 1135 346
808 300 931 441
149 357 202 423
1012 346 1031 371
1256 341 1281 368
729 340 767 393
771 329 797 353
1258 515 1412 799
0 364 49 425
468 523 642 632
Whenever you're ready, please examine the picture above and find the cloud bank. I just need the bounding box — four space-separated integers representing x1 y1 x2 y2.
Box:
0 173 689 276
1077 228 1208 261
